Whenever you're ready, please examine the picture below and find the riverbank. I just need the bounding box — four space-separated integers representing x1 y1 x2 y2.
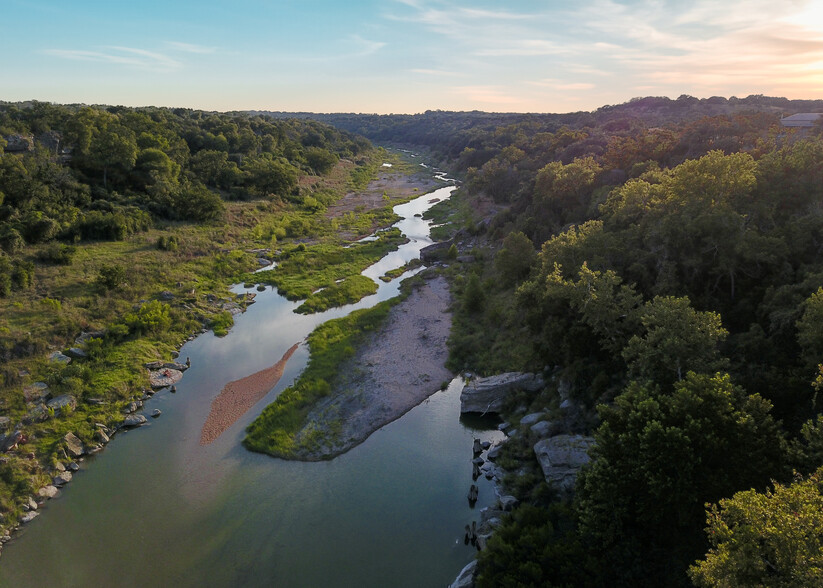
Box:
289 274 452 460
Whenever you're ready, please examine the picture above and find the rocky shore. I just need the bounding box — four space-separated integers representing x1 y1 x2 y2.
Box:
287 274 453 460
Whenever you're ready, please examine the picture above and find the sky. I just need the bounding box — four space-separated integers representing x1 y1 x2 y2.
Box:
2 0 823 114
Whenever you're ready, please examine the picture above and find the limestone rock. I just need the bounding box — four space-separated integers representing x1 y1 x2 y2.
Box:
23 382 49 403
150 409 162 418
460 372 544 414
534 434 595 495
48 351 71 364
499 495 519 511
20 511 39 524
449 560 477 588
64 347 88 360
148 368 183 389
47 395 77 414
63 432 85 458
53 471 73 486
122 414 147 428
520 412 544 427
37 486 59 499
530 420 563 439
95 429 110 444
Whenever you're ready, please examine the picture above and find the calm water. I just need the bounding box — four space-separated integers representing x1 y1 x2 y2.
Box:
0 183 504 587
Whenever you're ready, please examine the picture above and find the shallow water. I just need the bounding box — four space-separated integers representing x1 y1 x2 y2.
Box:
0 183 504 587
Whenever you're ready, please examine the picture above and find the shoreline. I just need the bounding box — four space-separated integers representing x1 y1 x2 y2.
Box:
287 274 453 461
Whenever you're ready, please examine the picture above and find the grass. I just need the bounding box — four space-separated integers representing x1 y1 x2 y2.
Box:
379 258 423 282
251 228 407 309
243 293 403 458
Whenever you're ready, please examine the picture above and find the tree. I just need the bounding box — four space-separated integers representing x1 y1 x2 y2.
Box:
494 231 536 285
797 287 823 370
622 295 728 387
690 468 823 587
577 372 787 586
89 125 138 189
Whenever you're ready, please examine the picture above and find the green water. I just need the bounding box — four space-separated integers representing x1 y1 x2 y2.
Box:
0 184 504 587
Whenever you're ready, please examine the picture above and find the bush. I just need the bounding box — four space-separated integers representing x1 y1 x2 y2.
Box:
96 263 127 291
36 242 76 265
0 226 24 254
157 235 180 251
122 300 172 335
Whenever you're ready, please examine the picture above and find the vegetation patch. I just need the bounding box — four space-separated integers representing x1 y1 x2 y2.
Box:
243 295 402 458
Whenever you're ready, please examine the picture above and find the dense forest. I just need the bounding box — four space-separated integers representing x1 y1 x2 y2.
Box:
290 98 823 586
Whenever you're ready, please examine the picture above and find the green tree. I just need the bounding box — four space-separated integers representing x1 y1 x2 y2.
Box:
690 468 823 587
623 295 728 386
495 230 536 285
89 125 138 189
577 372 787 586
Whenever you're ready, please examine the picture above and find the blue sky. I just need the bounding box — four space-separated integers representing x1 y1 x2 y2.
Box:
3 0 823 113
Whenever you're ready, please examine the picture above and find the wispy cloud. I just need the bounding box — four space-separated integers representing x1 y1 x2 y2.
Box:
410 68 461 77
349 34 386 57
43 46 182 71
166 41 217 54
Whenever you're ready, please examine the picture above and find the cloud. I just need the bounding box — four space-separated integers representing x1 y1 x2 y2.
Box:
166 41 217 54
43 46 182 71
410 68 460 77
349 34 386 57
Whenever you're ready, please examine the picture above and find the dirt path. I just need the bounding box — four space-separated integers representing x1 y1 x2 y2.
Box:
290 275 453 460
200 342 300 445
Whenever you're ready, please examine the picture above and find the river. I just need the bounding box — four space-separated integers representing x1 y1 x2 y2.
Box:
0 177 504 586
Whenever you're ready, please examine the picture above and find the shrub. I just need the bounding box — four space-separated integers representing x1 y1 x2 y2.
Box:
36 242 76 265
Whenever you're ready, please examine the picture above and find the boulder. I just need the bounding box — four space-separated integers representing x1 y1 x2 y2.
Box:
460 372 544 414
420 240 453 263
95 429 110 444
48 351 71 364
37 485 59 499
23 382 49 403
148 368 183 389
67 462 80 472
53 471 72 486
64 347 88 360
63 432 85 458
23 496 37 511
1 431 24 452
534 434 595 495
122 414 147 428
530 420 563 439
0 416 10 431
449 560 477 588
159 291 175 301
151 409 162 418
20 511 39 524
486 443 503 461
499 495 519 511
46 395 77 414
519 412 544 427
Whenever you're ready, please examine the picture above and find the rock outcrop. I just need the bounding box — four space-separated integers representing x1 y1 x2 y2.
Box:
460 372 544 414
63 432 85 458
533 434 595 495
450 560 477 588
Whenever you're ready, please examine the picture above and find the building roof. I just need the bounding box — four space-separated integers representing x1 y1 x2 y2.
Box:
781 113 823 127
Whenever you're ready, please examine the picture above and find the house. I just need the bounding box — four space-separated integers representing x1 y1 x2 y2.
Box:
780 113 823 127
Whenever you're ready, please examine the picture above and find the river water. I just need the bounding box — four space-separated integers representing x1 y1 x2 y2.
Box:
0 180 504 587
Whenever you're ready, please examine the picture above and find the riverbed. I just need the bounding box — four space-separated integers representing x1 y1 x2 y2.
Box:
0 180 504 586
